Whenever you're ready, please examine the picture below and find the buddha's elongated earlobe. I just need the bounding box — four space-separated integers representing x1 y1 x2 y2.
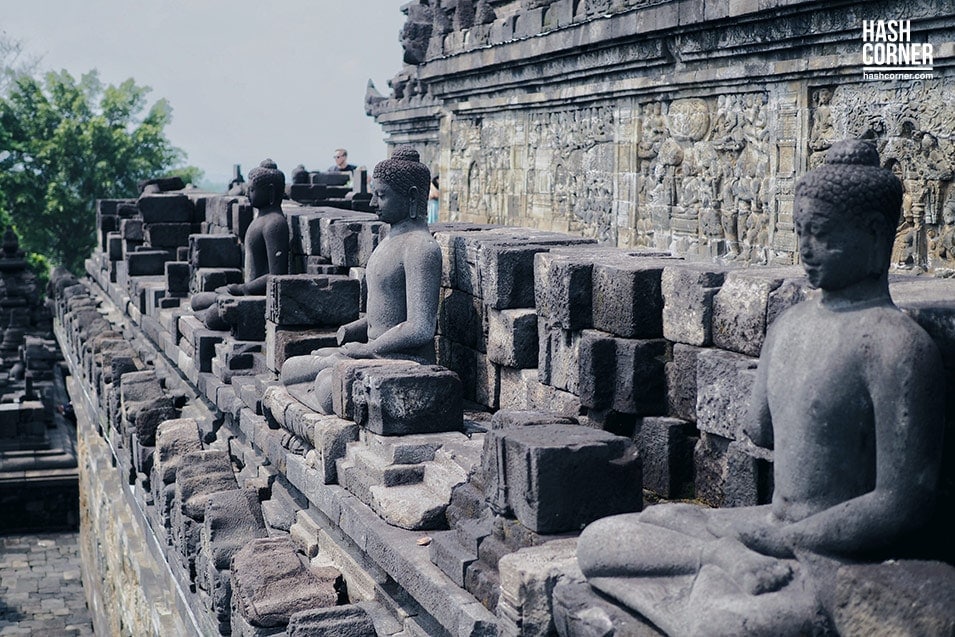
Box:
408 186 418 219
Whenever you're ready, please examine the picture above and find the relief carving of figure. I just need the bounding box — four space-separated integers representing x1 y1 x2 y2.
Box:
576 140 945 636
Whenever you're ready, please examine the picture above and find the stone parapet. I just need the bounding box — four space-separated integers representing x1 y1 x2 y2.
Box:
60 211 955 635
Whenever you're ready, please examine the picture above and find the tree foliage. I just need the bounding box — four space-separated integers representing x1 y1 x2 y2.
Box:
0 68 200 273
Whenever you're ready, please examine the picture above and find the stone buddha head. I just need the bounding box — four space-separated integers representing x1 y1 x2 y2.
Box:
247 159 285 210
794 140 902 290
371 146 431 224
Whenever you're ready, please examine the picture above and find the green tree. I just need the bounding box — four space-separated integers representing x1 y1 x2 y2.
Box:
0 69 201 273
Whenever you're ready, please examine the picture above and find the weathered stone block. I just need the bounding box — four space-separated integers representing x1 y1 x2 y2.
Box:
165 261 191 297
533 249 598 331
666 343 704 422
711 267 803 357
188 234 243 269
480 238 593 309
138 192 193 223
438 288 485 352
695 348 758 440
293 213 322 256
266 275 360 327
436 339 499 408
661 263 728 346
635 417 697 499
264 322 337 373
722 439 773 507
286 605 377 637
693 431 730 507
193 329 225 373
231 537 341 629
578 330 669 415
351 363 464 435
154 418 203 484
330 358 420 421
217 295 267 341
537 326 582 393
498 538 582 637
487 308 538 368
833 561 955 636
174 450 237 521
231 202 254 241
127 250 170 276
201 488 268 572
121 218 144 241
145 222 192 248
191 267 243 293
592 257 672 339
489 424 641 533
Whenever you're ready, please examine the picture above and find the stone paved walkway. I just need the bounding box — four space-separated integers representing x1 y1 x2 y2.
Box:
0 533 94 636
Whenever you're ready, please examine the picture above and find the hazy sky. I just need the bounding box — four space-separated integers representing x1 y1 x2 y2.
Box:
3 1 407 188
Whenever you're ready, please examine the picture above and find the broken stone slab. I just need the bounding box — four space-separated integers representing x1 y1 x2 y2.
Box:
266 274 360 327
486 423 641 534
230 536 342 630
350 362 464 435
661 262 729 346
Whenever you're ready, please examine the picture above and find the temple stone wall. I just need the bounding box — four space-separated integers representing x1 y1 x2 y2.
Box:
370 0 955 270
53 187 955 635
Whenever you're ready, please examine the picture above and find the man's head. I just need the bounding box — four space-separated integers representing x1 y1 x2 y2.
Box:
371 146 431 222
334 148 350 170
247 159 285 208
794 140 902 289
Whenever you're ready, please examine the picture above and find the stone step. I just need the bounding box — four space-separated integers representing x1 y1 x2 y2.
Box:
446 482 486 529
368 482 449 531
422 449 469 494
348 445 425 487
428 530 478 587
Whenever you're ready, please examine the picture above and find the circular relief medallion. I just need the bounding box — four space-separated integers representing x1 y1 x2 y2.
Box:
667 99 710 142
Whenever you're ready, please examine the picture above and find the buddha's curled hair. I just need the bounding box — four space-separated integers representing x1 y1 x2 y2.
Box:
796 140 903 237
373 146 431 213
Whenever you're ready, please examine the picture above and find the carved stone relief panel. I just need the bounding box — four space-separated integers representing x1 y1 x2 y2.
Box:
821 80 955 272
634 92 772 262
